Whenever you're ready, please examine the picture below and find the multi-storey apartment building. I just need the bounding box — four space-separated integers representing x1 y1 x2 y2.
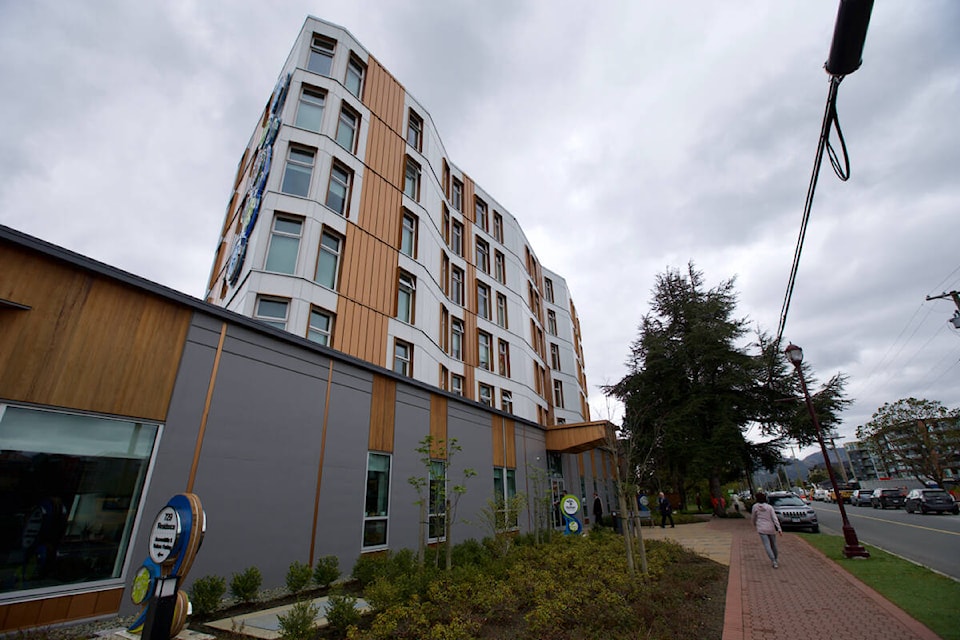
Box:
204 16 590 427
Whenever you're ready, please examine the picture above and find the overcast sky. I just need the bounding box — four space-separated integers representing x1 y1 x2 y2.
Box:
2 1 958 459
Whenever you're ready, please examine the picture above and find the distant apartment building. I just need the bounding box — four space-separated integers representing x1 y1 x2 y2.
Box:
204 16 590 427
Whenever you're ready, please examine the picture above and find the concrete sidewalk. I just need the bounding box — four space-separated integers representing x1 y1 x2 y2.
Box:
647 517 940 640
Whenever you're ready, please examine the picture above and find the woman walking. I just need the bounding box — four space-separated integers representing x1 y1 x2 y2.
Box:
751 492 782 568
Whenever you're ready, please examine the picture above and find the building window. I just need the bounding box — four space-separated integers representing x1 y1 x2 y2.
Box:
451 318 464 360
393 339 413 376
474 197 488 230
547 310 558 336
501 390 513 414
325 161 352 215
400 211 417 257
315 229 343 290
264 215 302 274
404 157 421 201
451 220 463 257
477 282 491 320
439 365 449 391
308 34 336 77
493 467 518 528
479 383 493 407
553 380 565 408
255 296 289 330
407 109 423 151
0 404 159 594
476 238 490 273
442 206 450 246
544 278 555 303
550 343 561 370
478 331 492 371
363 452 390 548
336 104 359 152
494 251 505 284
451 374 464 397
498 339 511 377
496 292 508 328
493 212 503 243
281 146 314 197
295 86 325 132
429 460 446 541
451 266 464 306
345 54 366 99
307 307 334 346
397 272 416 324
452 178 463 211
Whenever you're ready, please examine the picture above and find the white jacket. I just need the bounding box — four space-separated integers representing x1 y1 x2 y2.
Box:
751 502 781 535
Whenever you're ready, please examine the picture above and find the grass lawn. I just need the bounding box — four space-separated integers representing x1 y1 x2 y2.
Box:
798 532 960 640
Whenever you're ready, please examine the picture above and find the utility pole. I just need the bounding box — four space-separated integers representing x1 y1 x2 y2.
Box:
825 435 850 483
926 291 960 329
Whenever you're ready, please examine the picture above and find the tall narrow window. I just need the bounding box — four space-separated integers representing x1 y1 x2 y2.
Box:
478 331 492 371
451 220 463 256
307 307 334 346
496 292 508 328
451 267 464 305
363 453 390 548
429 460 446 541
547 310 558 336
264 216 302 274
336 104 359 152
451 318 464 360
393 339 413 376
493 467 518 528
255 296 289 330
404 157 421 201
452 179 463 211
407 109 423 151
451 374 464 396
397 272 416 324
325 161 352 215
553 380 565 408
474 197 488 230
476 238 490 273
501 390 513 414
315 229 343 290
281 147 314 197
308 35 336 76
345 54 366 98
494 251 505 284
440 307 450 354
441 253 450 298
400 211 417 257
439 365 449 391
498 339 511 377
479 383 493 407
544 278 555 303
477 282 491 320
550 343 561 370
295 87 325 132
442 205 450 246
493 212 503 243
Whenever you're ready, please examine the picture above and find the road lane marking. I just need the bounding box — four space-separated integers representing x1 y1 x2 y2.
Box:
815 505 960 536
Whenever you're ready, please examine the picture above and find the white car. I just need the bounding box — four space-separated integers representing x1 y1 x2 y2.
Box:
813 488 830 501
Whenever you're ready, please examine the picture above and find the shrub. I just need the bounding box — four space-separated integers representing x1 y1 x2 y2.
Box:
324 589 361 636
351 553 388 588
189 575 226 616
276 599 318 640
313 554 340 588
230 566 262 603
286 560 313 594
450 538 491 568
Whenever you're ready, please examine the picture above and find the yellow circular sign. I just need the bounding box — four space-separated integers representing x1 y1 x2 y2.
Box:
131 566 152 604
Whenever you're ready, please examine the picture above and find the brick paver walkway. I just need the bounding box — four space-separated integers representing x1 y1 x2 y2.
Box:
717 517 941 640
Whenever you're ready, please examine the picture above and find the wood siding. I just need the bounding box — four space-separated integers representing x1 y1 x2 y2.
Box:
430 394 448 458
0 243 190 421
363 57 405 134
0 588 122 632
369 374 397 452
333 298 387 367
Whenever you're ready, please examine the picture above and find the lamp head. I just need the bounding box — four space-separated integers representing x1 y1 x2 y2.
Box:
784 343 803 366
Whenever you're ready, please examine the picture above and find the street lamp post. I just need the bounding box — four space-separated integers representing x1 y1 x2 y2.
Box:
784 343 869 559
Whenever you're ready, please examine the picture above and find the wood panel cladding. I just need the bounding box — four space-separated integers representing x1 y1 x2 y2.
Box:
0 243 190 421
363 119 404 195
462 175 476 224
357 166 402 247
369 374 397 452
491 417 516 468
0 587 122 633
430 394 448 458
363 56 405 134
333 298 387 367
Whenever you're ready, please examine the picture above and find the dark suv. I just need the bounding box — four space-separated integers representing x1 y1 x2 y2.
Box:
766 491 820 532
870 488 905 509
904 489 959 515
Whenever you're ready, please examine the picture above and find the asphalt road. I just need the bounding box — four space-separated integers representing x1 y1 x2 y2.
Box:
810 501 960 580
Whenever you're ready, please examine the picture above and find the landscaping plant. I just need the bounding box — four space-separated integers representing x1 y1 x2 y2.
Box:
285 560 313 594
188 574 226 616
229 566 262 603
313 554 340 588
276 599 319 640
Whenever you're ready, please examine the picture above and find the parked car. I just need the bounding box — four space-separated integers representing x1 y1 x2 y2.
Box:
850 489 873 506
870 488 905 510
766 491 820 532
904 489 959 515
813 488 830 502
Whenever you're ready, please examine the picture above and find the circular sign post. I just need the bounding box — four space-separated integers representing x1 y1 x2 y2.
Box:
560 494 583 535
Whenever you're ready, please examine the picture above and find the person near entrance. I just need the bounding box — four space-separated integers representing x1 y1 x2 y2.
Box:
592 493 603 528
658 492 674 528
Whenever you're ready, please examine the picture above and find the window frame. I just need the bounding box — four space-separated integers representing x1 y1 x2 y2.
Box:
255 296 290 330
393 339 413 376
264 214 303 275
307 306 335 346
335 103 360 152
362 452 391 549
477 282 491 320
475 237 490 273
397 271 416 324
294 86 326 132
474 196 488 231
550 343 561 371
501 390 513 414
281 146 315 198
496 292 508 328
544 278 555 303
407 109 423 151
451 266 464 306
494 251 505 284
308 34 336 77
451 318 464 360
478 331 492 371
314 228 344 290
403 156 421 201
325 160 353 215
345 53 366 99
497 339 511 377
493 211 504 243
451 374 464 397
452 178 463 212
478 383 494 407
547 310 558 336
553 380 565 408
400 210 418 258
451 220 463 257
